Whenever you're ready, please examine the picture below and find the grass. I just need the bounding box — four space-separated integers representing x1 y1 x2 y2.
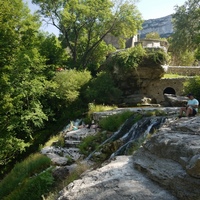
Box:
162 73 188 78
0 153 53 200
98 110 135 132
85 103 117 123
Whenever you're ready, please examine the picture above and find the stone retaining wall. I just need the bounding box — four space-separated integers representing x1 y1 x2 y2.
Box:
143 78 187 103
167 66 200 76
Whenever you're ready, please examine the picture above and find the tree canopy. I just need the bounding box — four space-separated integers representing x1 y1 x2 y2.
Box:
32 0 143 70
0 0 57 166
171 0 200 54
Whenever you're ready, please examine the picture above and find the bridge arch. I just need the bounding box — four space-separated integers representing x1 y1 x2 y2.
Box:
163 87 176 95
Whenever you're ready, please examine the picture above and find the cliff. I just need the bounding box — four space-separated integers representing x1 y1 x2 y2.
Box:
139 15 173 38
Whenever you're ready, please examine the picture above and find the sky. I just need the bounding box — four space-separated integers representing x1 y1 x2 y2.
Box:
136 0 186 20
23 0 186 35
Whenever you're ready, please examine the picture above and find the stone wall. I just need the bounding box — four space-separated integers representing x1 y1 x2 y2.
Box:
141 66 200 104
167 66 200 76
143 78 187 103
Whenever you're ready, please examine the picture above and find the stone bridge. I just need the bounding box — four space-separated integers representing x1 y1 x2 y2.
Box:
142 66 200 104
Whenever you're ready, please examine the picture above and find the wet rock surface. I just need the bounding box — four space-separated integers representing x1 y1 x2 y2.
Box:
56 116 200 200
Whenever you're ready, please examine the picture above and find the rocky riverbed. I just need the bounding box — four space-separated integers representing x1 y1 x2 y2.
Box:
41 107 200 200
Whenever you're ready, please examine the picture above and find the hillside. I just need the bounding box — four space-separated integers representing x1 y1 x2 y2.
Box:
139 15 173 38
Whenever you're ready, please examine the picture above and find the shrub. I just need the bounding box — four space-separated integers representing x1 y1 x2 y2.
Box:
4 168 54 200
107 45 146 70
53 69 92 103
83 72 122 105
0 153 52 200
78 131 109 156
98 111 134 132
183 76 200 101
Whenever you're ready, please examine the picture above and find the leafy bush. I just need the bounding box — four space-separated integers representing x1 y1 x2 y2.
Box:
183 76 200 100
99 111 134 132
108 45 146 70
4 168 54 200
143 49 170 66
83 72 122 105
78 131 109 156
0 153 52 200
53 69 92 103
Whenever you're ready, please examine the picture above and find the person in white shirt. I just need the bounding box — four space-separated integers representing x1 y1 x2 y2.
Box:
179 93 199 118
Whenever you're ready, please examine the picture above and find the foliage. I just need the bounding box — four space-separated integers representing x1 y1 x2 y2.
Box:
172 0 200 51
108 45 146 70
107 46 169 71
144 49 170 66
83 72 122 105
0 0 59 167
145 32 161 39
0 153 53 199
171 0 200 65
32 0 143 70
78 131 109 156
38 33 68 67
162 74 187 78
53 69 92 104
183 76 200 100
85 103 117 123
99 111 135 132
170 49 196 66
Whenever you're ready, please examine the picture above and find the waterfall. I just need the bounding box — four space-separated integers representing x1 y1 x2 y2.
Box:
86 116 166 161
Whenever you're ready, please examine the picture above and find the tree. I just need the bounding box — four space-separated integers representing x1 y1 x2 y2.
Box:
171 0 200 65
172 0 200 51
145 32 161 40
0 0 55 166
32 0 143 70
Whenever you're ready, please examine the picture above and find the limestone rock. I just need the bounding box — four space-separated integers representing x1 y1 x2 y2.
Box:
133 117 200 200
57 156 176 200
164 93 188 107
52 166 69 181
139 15 173 39
56 115 200 200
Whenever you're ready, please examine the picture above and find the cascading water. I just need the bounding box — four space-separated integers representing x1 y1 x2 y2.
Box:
86 115 166 160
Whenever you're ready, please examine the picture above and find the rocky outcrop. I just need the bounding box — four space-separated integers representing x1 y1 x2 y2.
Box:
163 93 188 107
133 117 200 199
57 115 200 200
139 15 173 38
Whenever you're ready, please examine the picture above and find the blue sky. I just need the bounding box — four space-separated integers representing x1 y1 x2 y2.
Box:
136 0 186 20
23 0 186 35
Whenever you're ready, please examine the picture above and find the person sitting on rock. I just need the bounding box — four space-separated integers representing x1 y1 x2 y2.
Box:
179 93 199 118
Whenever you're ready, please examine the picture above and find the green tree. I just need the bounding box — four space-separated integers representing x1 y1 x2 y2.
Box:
172 0 200 51
32 0 143 70
38 33 68 67
183 76 200 101
53 69 92 104
171 0 200 65
145 32 161 39
0 0 55 166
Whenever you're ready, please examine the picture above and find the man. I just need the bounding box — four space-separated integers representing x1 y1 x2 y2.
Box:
179 93 199 118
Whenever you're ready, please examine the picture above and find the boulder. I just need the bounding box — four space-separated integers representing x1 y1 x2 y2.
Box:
133 117 200 199
163 93 188 107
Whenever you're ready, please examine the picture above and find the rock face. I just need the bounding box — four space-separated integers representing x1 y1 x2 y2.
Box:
133 117 200 199
57 116 200 200
139 15 173 38
57 156 176 200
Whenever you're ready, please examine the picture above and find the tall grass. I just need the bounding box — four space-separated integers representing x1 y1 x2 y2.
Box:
0 153 53 200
